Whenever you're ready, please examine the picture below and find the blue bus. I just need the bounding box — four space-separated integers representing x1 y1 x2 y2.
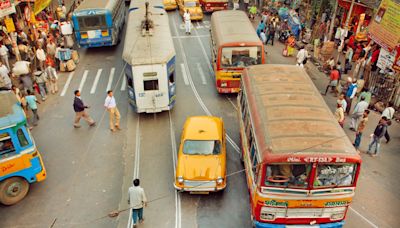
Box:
122 0 176 113
72 0 126 48
0 91 46 205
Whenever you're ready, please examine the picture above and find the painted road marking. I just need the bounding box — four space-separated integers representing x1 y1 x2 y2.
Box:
60 72 75 97
196 63 207 85
90 69 103 94
106 67 115 92
169 111 181 228
172 34 210 39
121 76 127 91
349 207 379 228
180 63 189 85
78 70 89 92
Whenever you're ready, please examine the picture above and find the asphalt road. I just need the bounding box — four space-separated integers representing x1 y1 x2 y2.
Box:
0 5 399 228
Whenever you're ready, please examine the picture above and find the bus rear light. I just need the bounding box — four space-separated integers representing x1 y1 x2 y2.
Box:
81 32 88 39
102 30 109 36
260 212 275 221
32 151 38 157
206 3 210 6
330 212 345 220
220 82 227 87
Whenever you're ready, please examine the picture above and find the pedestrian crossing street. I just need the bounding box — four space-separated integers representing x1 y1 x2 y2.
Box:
59 67 126 97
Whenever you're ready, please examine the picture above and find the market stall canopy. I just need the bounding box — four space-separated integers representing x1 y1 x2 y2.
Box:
33 0 52 15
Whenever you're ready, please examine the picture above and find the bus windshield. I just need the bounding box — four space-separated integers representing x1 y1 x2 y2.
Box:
0 133 16 158
265 164 311 188
220 46 262 68
183 140 221 155
314 164 356 187
77 15 107 30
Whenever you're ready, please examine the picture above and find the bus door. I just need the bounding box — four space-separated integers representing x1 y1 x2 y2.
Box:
133 64 169 113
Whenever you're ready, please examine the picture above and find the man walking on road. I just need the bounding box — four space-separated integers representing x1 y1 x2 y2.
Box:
366 116 388 157
104 90 121 132
25 90 40 126
381 102 395 143
184 9 191 35
349 96 368 131
345 79 358 114
354 110 369 152
73 90 96 128
0 42 10 70
128 179 147 227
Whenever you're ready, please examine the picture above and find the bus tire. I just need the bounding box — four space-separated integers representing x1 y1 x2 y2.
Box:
0 177 30 205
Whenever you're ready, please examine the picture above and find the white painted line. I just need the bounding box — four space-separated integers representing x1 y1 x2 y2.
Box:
133 116 140 179
121 76 127 91
173 14 240 154
78 70 89 92
172 35 210 39
196 63 207 85
127 209 132 228
180 63 189 86
90 69 102 94
226 97 238 111
106 67 115 92
349 207 379 228
60 72 75 97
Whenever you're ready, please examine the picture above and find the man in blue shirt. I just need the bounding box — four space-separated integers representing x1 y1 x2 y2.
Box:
25 90 40 126
345 79 358 114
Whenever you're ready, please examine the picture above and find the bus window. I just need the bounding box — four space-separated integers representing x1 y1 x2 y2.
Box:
265 164 311 188
144 79 159 91
184 1 199 7
0 133 16 157
314 164 356 187
221 46 261 68
77 15 107 30
17 128 29 147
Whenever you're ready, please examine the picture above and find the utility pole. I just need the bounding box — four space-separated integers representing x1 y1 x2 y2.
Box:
327 0 338 41
344 0 355 28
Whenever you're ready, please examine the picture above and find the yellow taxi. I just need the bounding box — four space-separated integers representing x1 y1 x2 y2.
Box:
174 116 226 193
163 0 177 10
178 0 203 21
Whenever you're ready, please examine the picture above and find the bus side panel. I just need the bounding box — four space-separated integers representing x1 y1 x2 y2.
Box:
167 56 176 109
0 153 44 184
125 63 138 112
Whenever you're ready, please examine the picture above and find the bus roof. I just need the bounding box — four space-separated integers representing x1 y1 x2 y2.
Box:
122 1 175 66
75 0 118 12
211 10 261 47
0 91 25 128
242 65 360 162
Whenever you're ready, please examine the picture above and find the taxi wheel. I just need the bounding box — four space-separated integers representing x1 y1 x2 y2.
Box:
0 177 30 206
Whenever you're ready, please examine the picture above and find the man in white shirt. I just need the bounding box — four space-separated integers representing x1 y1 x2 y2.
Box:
296 47 309 65
0 43 10 70
128 179 147 227
0 61 11 89
104 90 121 132
36 46 46 71
381 102 395 143
349 96 369 131
183 9 191 35
260 29 267 44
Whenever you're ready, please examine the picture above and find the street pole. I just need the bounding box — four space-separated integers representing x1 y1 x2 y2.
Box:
327 0 338 41
344 0 355 28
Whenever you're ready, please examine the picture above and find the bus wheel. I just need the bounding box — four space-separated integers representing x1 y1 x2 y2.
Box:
0 177 30 205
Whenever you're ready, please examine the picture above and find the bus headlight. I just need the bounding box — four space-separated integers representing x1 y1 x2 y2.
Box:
331 212 345 220
217 177 224 185
260 212 275 221
177 176 184 184
221 82 227 87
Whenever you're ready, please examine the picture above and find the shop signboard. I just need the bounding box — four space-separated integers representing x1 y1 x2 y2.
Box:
0 0 16 18
33 0 52 15
377 48 395 70
392 47 400 72
368 0 400 51
4 17 15 32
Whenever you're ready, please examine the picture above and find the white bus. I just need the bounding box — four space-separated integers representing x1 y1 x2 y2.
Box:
122 0 176 113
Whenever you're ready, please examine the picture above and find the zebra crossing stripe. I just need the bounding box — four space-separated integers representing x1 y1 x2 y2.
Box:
60 72 75 97
78 70 89 91
91 69 103 94
106 67 115 92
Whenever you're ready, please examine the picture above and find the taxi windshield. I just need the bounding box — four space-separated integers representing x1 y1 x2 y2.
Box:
220 46 262 68
264 164 311 188
184 1 198 7
183 140 221 155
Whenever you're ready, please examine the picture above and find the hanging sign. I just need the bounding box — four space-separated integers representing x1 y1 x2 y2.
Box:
4 17 15 33
0 0 16 18
376 48 395 70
